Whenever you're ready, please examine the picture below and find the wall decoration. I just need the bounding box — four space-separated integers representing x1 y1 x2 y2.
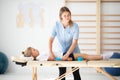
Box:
16 2 45 28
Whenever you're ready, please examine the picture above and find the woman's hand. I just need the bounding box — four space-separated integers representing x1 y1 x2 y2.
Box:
67 57 72 61
48 53 55 61
62 54 69 61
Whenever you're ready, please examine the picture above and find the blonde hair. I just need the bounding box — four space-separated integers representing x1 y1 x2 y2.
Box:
59 6 73 27
22 47 32 57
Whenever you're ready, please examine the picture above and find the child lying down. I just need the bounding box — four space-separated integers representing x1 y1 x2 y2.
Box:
22 47 118 61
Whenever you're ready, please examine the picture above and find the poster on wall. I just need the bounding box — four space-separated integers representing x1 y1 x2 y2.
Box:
16 2 45 28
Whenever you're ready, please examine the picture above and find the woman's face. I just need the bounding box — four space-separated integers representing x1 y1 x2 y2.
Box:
31 48 39 57
61 11 71 23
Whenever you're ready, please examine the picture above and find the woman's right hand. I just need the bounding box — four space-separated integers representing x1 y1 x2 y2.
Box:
47 53 55 61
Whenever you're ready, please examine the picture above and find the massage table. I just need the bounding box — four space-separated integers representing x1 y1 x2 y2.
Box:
11 56 120 80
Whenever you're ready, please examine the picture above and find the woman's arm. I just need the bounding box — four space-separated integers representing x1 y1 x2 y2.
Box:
62 39 78 60
48 37 55 61
49 37 54 54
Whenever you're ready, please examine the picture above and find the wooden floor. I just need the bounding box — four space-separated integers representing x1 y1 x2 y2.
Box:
0 68 120 80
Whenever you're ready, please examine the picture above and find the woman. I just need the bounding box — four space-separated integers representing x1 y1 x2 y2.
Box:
48 6 81 80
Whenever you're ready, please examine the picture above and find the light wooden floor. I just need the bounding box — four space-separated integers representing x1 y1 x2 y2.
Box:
0 68 120 80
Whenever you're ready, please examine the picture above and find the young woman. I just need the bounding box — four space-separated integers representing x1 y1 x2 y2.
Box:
48 6 81 80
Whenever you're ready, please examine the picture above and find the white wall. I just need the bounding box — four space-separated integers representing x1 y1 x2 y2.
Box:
0 0 120 74
0 0 64 73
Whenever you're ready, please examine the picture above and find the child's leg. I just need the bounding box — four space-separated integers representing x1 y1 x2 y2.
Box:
85 54 103 60
73 53 87 60
73 53 103 60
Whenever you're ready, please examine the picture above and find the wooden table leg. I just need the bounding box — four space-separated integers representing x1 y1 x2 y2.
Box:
55 67 79 80
95 67 117 80
32 67 37 80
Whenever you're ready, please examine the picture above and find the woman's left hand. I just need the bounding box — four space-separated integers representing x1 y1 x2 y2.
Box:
62 54 69 61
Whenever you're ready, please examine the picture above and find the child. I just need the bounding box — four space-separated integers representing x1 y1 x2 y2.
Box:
22 47 116 61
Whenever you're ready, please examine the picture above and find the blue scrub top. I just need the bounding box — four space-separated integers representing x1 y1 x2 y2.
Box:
50 21 80 54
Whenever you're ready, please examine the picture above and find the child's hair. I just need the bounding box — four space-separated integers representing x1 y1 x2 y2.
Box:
59 6 73 27
22 47 32 57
